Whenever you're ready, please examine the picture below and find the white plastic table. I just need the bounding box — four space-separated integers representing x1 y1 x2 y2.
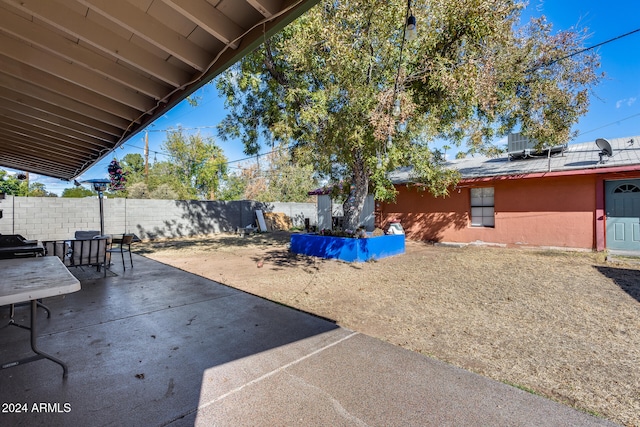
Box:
0 256 80 378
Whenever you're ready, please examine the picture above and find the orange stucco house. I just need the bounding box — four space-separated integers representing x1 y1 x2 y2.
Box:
379 135 640 253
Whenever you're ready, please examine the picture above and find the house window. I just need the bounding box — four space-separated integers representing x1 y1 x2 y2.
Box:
470 187 495 227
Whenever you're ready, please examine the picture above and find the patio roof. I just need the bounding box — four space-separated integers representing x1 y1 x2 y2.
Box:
0 0 318 181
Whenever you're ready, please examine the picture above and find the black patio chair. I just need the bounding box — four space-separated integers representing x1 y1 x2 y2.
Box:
107 234 134 270
44 237 110 277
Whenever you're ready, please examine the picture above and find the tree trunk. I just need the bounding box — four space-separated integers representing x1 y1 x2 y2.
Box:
342 150 369 231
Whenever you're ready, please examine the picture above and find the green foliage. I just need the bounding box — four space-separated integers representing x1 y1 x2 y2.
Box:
144 161 191 199
218 173 247 201
121 153 145 174
163 128 228 200
255 147 318 202
0 170 25 195
61 186 97 198
117 131 228 200
108 153 146 198
27 182 58 197
0 170 57 197
127 182 150 199
216 0 601 228
218 147 317 202
149 184 178 200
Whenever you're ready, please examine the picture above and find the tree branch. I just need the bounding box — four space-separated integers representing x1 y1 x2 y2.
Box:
263 40 288 86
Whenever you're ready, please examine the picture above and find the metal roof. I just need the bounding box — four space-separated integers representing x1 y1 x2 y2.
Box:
390 135 640 183
0 0 318 181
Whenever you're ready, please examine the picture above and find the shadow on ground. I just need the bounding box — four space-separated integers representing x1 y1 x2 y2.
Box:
251 247 368 272
595 265 640 303
134 231 292 255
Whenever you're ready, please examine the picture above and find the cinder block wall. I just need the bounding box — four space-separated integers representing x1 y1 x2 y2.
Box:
0 196 317 241
0 196 104 240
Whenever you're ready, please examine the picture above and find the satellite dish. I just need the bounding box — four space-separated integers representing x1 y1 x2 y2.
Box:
596 138 613 157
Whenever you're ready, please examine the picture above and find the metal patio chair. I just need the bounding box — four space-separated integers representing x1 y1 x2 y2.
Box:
107 234 134 270
44 237 109 278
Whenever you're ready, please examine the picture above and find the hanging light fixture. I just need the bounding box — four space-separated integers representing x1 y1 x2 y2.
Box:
404 1 417 41
405 15 417 41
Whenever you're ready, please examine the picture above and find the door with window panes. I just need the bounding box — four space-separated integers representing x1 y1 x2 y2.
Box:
605 179 640 251
470 187 495 227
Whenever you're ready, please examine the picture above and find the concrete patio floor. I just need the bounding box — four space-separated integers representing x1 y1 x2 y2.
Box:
0 254 618 426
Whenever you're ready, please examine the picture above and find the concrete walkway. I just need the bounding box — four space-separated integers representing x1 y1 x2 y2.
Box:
0 255 618 426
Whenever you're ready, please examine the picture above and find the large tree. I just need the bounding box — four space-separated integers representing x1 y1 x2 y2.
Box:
216 0 601 229
259 146 318 202
120 153 145 181
61 187 96 198
27 182 57 197
163 129 228 200
111 135 228 200
220 147 318 202
218 172 248 201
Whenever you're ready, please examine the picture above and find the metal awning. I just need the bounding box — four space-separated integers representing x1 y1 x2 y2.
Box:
0 0 318 180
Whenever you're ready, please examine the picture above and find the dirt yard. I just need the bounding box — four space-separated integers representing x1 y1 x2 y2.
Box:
135 232 640 426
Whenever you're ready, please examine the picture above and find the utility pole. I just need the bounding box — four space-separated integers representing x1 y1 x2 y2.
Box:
144 131 149 180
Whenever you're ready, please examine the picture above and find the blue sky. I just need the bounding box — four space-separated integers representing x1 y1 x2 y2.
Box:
34 0 640 195
526 0 640 142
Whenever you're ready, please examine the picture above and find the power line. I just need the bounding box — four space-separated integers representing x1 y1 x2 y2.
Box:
575 111 640 139
535 27 640 70
121 125 219 155
145 125 218 133
120 137 283 170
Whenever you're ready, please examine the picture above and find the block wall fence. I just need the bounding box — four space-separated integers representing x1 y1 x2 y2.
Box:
0 196 317 242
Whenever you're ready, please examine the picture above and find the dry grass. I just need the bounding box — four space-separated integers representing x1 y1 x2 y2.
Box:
136 232 640 426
